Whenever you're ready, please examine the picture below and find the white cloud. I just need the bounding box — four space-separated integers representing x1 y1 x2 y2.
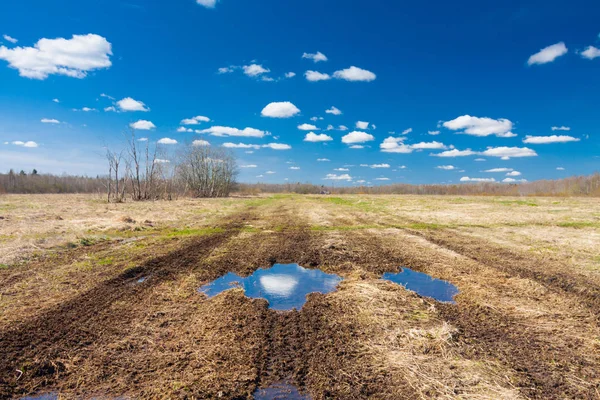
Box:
581 46 600 60
375 177 390 181
369 164 390 168
256 175 264 178
325 173 352 181
398 165 407 169
356 180 366 184
356 121 369 130
551 126 571 131
41 118 60 124
304 132 333 142
338 125 349 131
460 177 496 182
305 70 331 81
289 166 300 170
325 106 342 115
484 168 513 172
181 115 210 125
506 171 522 176
261 101 300 118
527 42 568 65
285 72 296 78
333 66 376 82
137 138 148 142
349 145 364 149
104 106 116 112
436 165 456 170
3 34 17 44
480 146 537 159
116 97 149 112
154 159 170 164
196 0 218 8
11 140 38 148
433 149 476 157
302 51 328 63
218 66 234 74
263 143 292 150
557 167 565 171
402 128 413 135
298 123 318 131
380 137 412 153
0 34 112 80
130 120 156 130
410 141 447 150
192 140 210 147
334 168 349 171
243 64 270 77
177 127 193 132
73 107 96 112
474 158 486 161
52 98 60 103
266 171 276 174
326 124 334 131
157 138 177 145
240 164 257 168
523 135 580 144
443 115 515 137
100 93 114 100
342 131 375 144
317 158 330 162
197 126 266 138
223 143 261 149
428 130 440 135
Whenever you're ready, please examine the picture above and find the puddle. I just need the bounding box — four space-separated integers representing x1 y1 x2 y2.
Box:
199 264 343 311
137 276 148 283
253 381 310 399
382 268 459 303
20 394 58 400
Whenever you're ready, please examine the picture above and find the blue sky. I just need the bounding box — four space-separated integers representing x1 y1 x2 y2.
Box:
0 0 598 185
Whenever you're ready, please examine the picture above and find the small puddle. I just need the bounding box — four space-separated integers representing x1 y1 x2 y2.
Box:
253 381 310 399
199 263 343 311
382 268 459 303
137 276 148 283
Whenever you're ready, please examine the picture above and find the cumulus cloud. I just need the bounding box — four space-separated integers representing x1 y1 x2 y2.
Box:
410 141 447 150
551 126 571 131
334 168 349 171
304 132 333 142
285 72 296 78
356 121 369 130
41 118 60 124
460 177 496 182
432 149 476 157
192 140 210 147
196 0 218 8
502 178 527 183
130 120 156 130
484 168 513 172
104 106 116 112
181 115 210 125
305 70 331 81
443 115 515 137
428 130 440 135
342 131 375 144
369 164 390 168
11 140 38 148
0 34 112 79
222 143 261 149
436 165 456 170
117 97 149 112
527 42 568 65
3 35 17 44
402 128 413 135
263 143 292 150
506 171 522 176
298 123 318 131
261 101 300 118
523 135 580 144
474 158 486 161
52 98 60 103
333 66 376 82
177 127 193 132
302 51 328 63
380 137 412 153
197 126 266 138
349 145 364 149
325 173 352 181
480 146 537 159
557 167 565 171
240 164 257 168
325 106 342 115
157 138 177 145
317 158 330 162
266 171 276 174
289 166 300 170
338 125 349 131
218 66 235 74
243 64 270 77
581 46 600 60
375 177 390 181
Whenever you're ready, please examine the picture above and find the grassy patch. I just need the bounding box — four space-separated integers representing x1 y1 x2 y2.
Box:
166 227 224 237
557 221 600 229
97 257 114 266
79 237 97 246
0 264 9 270
498 200 538 207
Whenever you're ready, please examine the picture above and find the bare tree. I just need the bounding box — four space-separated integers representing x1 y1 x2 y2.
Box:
177 144 238 198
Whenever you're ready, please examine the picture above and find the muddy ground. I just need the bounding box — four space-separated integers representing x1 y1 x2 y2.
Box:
0 194 599 399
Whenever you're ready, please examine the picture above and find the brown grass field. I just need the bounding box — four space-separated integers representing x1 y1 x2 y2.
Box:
1 194 599 399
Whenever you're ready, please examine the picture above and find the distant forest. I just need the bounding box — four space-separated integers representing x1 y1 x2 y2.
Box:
1 169 599 197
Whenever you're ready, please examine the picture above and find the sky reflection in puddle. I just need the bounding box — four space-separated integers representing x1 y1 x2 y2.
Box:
382 268 459 303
